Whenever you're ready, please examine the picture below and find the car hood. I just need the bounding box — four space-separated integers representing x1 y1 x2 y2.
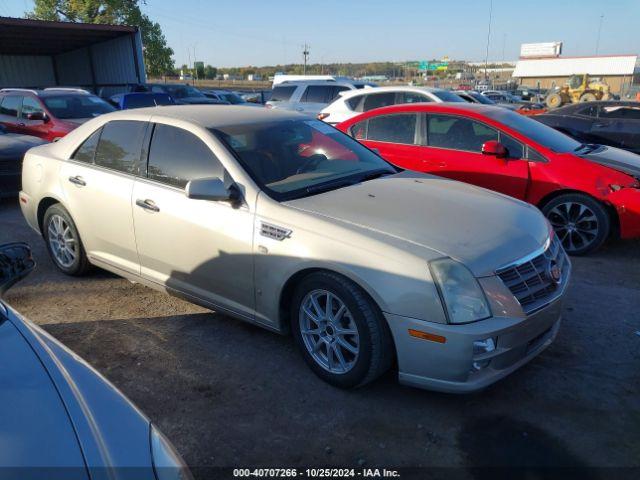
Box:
0 313 88 473
579 145 640 178
2 304 156 477
0 134 46 158
286 171 549 277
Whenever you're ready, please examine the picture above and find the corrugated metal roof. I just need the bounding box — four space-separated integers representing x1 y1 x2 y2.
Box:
513 55 638 77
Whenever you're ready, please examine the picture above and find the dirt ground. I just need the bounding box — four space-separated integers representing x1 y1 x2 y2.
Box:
1 198 638 479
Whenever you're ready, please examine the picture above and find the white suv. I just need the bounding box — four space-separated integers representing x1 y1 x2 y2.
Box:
266 81 370 117
318 86 466 124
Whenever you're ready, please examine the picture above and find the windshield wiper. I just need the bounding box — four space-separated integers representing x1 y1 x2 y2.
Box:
359 169 395 182
574 143 599 153
305 179 357 195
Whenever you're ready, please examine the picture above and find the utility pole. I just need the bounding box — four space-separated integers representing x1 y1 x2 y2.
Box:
595 14 604 55
484 0 493 83
302 43 310 75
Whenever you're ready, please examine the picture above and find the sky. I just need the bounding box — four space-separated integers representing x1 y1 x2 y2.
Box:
1 0 638 67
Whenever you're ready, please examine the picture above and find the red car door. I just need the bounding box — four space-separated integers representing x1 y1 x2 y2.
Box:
419 113 530 200
350 112 424 170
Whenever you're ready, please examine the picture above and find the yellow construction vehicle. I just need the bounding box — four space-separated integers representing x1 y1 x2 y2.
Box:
545 74 611 109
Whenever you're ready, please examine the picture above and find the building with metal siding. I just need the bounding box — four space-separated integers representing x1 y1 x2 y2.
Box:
0 17 146 95
513 54 639 94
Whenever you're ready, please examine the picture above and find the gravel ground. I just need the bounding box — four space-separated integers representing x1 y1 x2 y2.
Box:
1 198 639 479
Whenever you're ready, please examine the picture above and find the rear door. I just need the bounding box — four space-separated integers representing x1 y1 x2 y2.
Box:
420 113 529 199
349 112 423 171
132 123 255 318
0 95 22 134
59 120 146 274
591 105 640 153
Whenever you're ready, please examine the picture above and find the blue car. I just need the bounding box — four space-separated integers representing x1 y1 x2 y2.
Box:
109 92 176 110
0 243 191 480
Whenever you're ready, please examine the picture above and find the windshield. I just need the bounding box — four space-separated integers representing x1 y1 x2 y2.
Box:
43 95 115 119
469 92 495 104
220 92 246 104
212 119 396 201
484 108 581 153
432 90 466 102
163 85 205 98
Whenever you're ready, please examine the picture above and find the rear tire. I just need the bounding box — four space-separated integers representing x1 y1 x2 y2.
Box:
546 93 563 109
43 204 91 276
290 271 394 389
542 194 610 255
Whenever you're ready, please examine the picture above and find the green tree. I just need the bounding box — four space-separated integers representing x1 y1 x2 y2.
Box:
204 65 217 80
28 0 174 77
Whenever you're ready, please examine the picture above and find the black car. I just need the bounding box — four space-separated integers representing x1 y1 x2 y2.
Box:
534 101 640 154
147 84 225 105
0 124 45 198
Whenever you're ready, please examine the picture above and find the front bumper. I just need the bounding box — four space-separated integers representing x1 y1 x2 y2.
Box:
609 188 640 239
385 297 563 394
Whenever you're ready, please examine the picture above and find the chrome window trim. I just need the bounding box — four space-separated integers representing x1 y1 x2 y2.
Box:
495 234 552 274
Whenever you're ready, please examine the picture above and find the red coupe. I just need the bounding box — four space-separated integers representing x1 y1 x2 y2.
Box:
337 103 640 255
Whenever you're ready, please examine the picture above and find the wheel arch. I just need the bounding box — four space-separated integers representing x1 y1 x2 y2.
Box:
277 266 388 335
536 189 620 238
37 196 63 234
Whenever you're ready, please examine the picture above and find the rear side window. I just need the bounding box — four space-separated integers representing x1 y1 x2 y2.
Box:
401 92 432 104
301 86 348 104
346 95 364 110
366 114 417 145
95 120 147 174
147 124 224 189
270 86 296 102
600 106 640 120
0 96 21 118
427 115 498 152
72 128 102 163
363 92 396 111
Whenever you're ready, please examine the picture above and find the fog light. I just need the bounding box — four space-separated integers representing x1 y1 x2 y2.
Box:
472 338 496 371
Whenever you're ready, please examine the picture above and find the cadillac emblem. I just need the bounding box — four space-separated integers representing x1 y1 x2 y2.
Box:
548 261 562 284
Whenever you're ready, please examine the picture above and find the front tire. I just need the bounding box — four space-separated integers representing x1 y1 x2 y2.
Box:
542 194 610 255
43 204 90 275
291 271 393 389
579 92 597 102
546 93 563 109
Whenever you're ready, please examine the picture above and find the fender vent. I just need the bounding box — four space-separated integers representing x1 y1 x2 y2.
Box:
260 222 292 241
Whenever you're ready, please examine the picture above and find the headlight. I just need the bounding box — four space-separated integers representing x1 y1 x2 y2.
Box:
429 258 491 324
150 425 193 480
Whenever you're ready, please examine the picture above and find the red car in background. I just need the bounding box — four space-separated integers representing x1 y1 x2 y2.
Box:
337 103 640 255
0 88 115 142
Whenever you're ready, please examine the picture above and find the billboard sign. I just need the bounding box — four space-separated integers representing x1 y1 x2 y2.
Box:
520 42 563 58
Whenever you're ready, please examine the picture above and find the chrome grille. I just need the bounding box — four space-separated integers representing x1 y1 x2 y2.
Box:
496 236 569 314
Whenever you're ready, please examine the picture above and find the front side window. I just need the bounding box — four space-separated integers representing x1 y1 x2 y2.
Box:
212 119 396 201
148 124 224 188
427 115 498 152
600 106 640 120
367 114 417 145
301 86 346 104
270 86 296 102
72 128 102 163
94 120 147 174
20 97 44 118
499 133 524 159
431 90 466 102
42 95 115 120
401 92 432 104
0 96 21 118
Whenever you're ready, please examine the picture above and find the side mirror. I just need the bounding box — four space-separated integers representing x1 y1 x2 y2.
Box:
185 177 241 204
481 140 508 159
0 243 36 296
26 111 47 122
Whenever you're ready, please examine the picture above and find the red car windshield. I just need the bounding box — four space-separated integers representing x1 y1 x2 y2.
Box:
483 108 581 153
43 95 115 120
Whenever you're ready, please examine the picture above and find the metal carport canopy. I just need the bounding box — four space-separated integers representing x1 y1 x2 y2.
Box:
0 17 137 55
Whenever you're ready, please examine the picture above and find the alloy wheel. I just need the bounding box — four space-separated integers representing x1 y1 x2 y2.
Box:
547 202 599 253
47 214 77 268
299 289 360 374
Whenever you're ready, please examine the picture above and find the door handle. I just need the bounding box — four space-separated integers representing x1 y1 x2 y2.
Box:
135 198 160 212
17 122 26 127
68 175 86 186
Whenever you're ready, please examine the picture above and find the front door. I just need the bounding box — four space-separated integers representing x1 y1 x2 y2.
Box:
132 123 255 318
419 113 529 200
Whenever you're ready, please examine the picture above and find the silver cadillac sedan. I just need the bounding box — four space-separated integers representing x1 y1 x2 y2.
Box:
19 106 570 393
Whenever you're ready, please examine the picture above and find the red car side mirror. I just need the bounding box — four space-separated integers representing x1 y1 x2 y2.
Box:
482 140 507 158
26 111 47 122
